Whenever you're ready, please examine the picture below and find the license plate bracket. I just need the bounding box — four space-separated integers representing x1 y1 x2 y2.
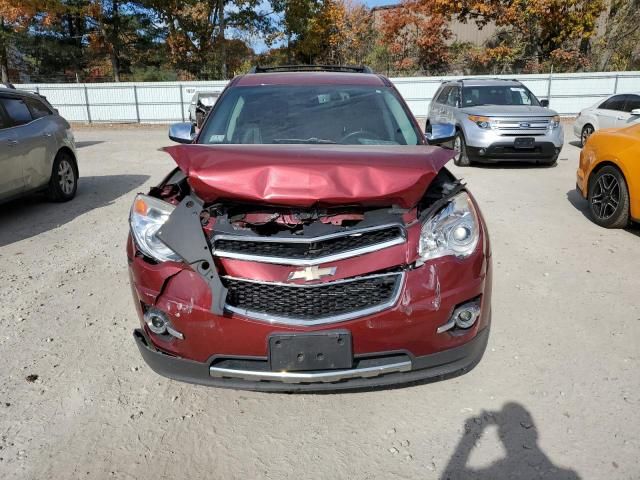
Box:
514 137 536 149
269 331 353 371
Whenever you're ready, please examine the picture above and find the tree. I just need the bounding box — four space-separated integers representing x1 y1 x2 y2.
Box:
142 0 269 79
379 0 452 75
0 0 60 82
433 0 605 72
595 0 640 71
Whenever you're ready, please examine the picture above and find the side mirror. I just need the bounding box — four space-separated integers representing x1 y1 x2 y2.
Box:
425 124 456 146
169 122 195 144
540 99 550 107
630 108 640 116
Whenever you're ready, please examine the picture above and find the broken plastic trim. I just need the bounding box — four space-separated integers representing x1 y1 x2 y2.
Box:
156 195 227 315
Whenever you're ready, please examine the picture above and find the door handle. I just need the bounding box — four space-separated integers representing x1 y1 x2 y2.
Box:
7 139 18 146
616 116 625 120
43 132 53 137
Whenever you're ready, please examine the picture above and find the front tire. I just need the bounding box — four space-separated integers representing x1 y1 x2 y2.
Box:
453 131 471 167
588 166 630 228
47 151 78 202
581 124 594 147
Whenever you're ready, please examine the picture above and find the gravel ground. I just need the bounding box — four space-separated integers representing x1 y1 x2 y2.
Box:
1 125 639 480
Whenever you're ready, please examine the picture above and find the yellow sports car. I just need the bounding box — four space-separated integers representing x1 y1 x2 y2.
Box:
577 123 640 228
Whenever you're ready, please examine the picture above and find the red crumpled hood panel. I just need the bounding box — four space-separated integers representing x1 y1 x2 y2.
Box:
164 144 453 208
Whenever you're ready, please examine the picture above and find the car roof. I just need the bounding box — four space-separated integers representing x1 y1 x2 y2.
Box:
443 79 523 87
234 72 389 88
0 86 46 101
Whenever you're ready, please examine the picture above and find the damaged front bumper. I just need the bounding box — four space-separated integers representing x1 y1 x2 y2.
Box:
133 325 490 392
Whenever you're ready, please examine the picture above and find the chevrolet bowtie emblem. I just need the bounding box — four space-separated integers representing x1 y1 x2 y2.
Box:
288 266 337 282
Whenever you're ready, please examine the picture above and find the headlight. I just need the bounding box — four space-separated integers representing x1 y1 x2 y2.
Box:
468 115 492 129
549 115 560 129
130 194 180 262
418 192 480 262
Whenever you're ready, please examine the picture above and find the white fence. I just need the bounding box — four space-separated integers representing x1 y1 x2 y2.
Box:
15 71 640 123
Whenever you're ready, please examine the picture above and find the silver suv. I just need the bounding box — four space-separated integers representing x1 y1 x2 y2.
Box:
427 79 563 166
0 87 78 204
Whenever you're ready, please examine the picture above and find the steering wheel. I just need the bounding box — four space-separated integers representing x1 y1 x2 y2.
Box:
339 129 382 145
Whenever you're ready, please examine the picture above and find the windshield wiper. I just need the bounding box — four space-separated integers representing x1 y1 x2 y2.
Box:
273 137 336 144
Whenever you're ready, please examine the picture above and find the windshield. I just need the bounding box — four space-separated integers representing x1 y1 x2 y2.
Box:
198 85 420 145
462 85 540 107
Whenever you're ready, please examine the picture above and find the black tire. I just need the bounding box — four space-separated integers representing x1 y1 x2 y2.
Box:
453 131 470 167
581 124 594 147
588 165 630 228
47 150 78 202
425 121 432 134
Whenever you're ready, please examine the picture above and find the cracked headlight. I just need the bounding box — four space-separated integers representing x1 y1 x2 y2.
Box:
130 194 180 262
418 192 480 262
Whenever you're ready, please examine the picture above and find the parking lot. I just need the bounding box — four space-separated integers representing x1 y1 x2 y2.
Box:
1 123 639 479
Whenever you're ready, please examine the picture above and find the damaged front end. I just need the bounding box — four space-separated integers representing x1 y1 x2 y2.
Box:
127 145 492 391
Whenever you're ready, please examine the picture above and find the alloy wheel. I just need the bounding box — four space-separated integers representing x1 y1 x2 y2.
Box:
591 173 620 220
581 126 593 146
58 159 75 195
453 135 462 161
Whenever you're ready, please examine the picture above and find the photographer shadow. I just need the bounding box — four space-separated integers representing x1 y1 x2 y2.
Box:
441 402 580 480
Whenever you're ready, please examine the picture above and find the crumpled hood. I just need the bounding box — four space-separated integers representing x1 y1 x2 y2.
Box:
164 144 453 208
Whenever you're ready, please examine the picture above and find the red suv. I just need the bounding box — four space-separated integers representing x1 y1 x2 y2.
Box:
128 66 492 391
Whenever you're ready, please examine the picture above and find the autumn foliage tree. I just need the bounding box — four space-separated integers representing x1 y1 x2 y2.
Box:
433 0 606 72
379 0 452 75
0 0 59 82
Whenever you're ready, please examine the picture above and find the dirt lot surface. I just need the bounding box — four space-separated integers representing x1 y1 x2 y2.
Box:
1 125 639 479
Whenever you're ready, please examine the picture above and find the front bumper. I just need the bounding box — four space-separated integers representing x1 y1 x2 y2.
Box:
467 142 560 163
133 325 490 392
463 122 563 162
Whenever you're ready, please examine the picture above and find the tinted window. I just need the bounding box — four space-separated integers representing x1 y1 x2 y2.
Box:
435 86 451 104
599 95 626 111
0 109 9 129
623 94 640 112
199 85 420 146
446 87 460 107
25 97 52 119
462 85 539 107
0 96 33 126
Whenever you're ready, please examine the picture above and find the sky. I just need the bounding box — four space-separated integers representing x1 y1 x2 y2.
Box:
361 0 398 6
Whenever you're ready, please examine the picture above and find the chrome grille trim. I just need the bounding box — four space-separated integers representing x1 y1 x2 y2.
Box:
210 360 412 383
213 223 406 266
223 271 405 326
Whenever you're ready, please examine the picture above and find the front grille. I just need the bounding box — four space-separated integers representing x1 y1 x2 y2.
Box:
494 118 550 135
214 226 404 264
224 273 402 324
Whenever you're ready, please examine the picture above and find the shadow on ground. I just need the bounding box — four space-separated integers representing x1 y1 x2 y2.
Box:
0 174 149 247
568 141 582 148
75 140 105 148
566 189 640 237
440 402 580 480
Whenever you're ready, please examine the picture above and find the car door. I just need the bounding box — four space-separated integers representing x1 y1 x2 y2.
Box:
445 86 461 124
434 86 452 125
617 94 640 127
0 96 30 199
23 96 58 189
595 95 626 129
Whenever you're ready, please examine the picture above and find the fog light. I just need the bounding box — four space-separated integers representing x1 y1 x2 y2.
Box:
454 304 479 329
144 308 168 334
479 148 486 155
437 299 481 333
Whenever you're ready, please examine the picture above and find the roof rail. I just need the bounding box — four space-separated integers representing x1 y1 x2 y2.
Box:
249 65 374 74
